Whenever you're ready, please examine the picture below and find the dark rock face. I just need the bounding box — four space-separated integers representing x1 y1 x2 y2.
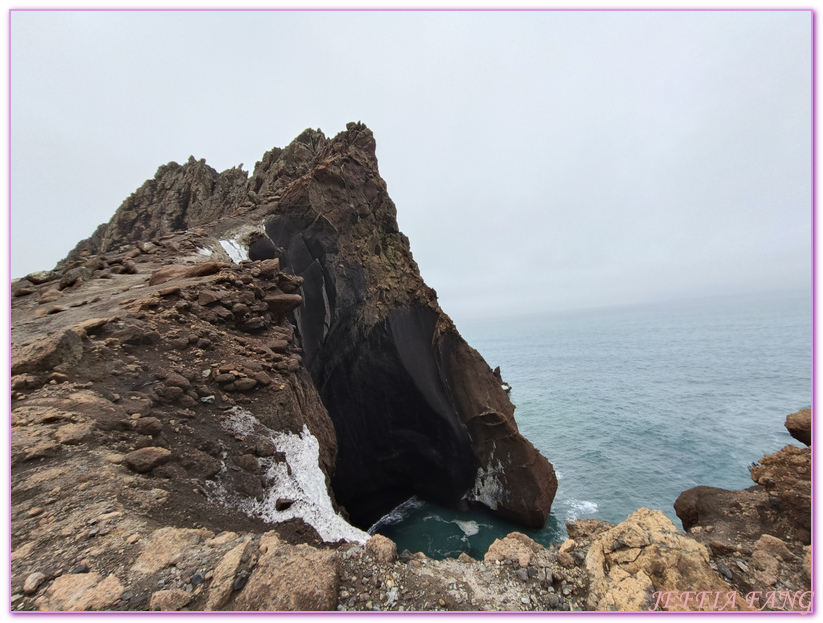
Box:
62 122 558 530
259 123 557 528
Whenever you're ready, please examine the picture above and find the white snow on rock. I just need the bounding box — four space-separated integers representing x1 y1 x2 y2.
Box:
219 238 248 263
215 407 369 544
196 247 213 257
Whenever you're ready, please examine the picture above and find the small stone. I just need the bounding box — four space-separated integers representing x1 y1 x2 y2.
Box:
27 506 44 517
516 568 529 582
164 373 191 390
717 563 733 580
190 572 205 587
275 498 294 511
735 559 749 573
232 573 248 592
236 454 259 473
71 564 90 574
557 551 574 568
126 534 140 544
233 378 257 392
23 572 46 595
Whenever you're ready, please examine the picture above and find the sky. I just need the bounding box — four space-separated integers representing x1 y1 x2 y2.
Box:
9 9 812 321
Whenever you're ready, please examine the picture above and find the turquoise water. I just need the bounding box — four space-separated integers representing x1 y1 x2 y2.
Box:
372 290 812 559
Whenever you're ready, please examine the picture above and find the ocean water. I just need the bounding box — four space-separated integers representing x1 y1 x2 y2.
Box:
371 290 812 559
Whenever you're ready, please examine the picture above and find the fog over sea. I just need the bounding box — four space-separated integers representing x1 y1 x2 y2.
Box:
370 290 812 560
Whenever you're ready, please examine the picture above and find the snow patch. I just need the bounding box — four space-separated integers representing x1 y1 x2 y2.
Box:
212 407 368 544
219 238 248 263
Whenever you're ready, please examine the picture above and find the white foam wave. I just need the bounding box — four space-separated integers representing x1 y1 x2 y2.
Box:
367 496 425 535
453 519 480 537
565 498 599 522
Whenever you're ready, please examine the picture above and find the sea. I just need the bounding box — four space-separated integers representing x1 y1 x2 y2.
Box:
369 290 812 560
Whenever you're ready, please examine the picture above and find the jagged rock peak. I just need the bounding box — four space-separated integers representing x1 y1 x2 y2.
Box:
61 122 559 530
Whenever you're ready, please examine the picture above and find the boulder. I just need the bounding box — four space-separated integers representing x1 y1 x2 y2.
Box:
148 261 226 286
365 534 397 563
784 409 811 447
484 532 543 567
35 573 124 611
11 327 85 375
131 527 210 575
585 508 749 611
123 447 172 473
233 533 338 611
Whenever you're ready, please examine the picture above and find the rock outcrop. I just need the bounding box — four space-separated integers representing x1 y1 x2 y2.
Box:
59 123 557 529
673 411 811 609
784 408 811 447
585 508 749 611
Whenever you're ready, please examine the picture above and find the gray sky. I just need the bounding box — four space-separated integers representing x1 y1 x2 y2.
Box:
10 10 812 321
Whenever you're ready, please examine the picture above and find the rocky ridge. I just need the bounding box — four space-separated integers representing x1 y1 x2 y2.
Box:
10 124 811 611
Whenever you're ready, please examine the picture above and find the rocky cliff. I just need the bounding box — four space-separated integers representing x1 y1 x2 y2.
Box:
11 124 808 612
61 122 557 529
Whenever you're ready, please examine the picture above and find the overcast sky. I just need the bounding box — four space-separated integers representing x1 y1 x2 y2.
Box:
10 10 812 321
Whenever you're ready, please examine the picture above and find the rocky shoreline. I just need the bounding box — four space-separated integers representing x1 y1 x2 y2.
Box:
10 124 811 612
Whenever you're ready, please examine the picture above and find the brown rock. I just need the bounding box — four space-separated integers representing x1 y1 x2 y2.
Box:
54 423 91 445
233 377 257 392
35 573 124 611
132 527 210 575
123 446 172 473
164 373 192 390
585 508 749 611
750 550 779 586
566 519 616 542
150 589 191 611
257 258 280 278
236 453 259 473
484 532 543 567
179 448 223 479
39 288 63 303
233 533 338 611
23 571 47 595
263 293 303 318
25 270 58 284
205 538 251 610
754 534 795 561
198 290 223 306
785 409 811 447
254 371 272 386
365 534 397 563
11 327 85 375
134 416 163 437
557 550 574 568
148 261 227 286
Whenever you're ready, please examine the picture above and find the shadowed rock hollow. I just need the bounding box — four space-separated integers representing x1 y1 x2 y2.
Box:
66 122 558 530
